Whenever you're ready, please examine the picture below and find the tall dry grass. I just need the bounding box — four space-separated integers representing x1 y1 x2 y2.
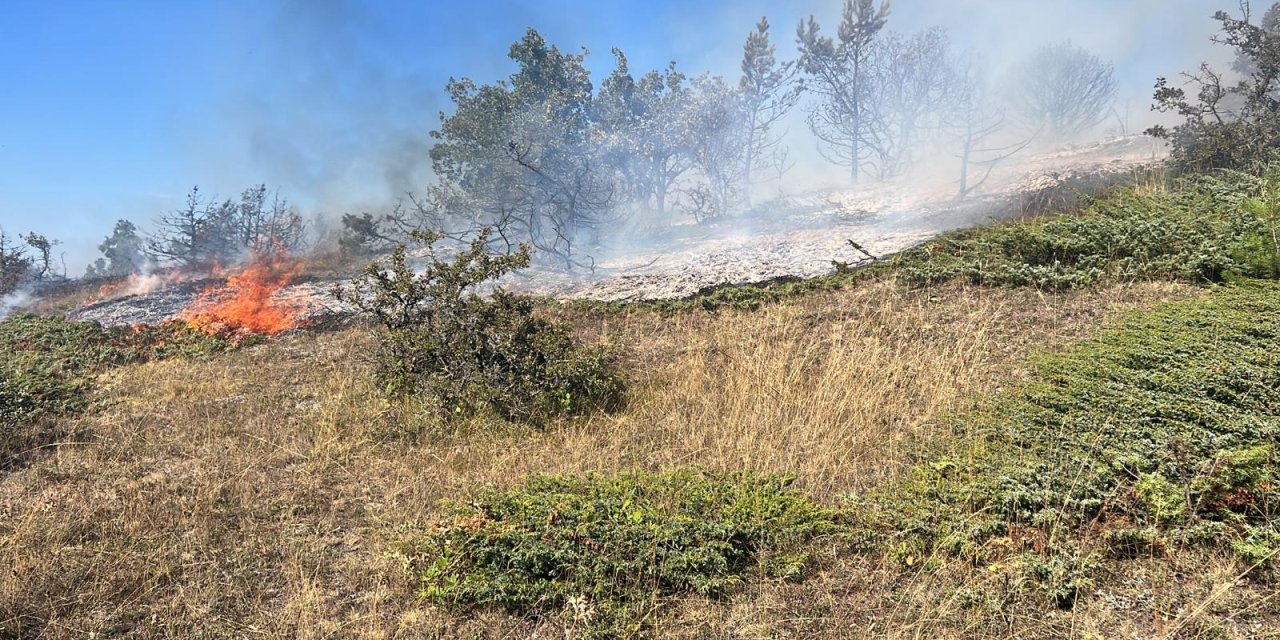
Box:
1 279 1220 638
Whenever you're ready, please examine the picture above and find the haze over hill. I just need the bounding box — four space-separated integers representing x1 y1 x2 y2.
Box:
0 0 1235 275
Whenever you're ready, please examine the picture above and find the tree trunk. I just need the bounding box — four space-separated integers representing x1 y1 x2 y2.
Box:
743 110 757 208
850 138 860 185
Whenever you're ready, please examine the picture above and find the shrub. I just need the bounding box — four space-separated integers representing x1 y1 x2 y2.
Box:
1148 5 1280 172
338 229 623 424
407 470 841 637
897 170 1277 289
1235 168 1280 279
874 282 1280 576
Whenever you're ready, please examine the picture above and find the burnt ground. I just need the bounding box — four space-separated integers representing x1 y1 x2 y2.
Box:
66 136 1164 327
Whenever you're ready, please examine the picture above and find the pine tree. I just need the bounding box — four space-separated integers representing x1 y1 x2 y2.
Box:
797 0 891 184
739 17 800 205
87 219 146 277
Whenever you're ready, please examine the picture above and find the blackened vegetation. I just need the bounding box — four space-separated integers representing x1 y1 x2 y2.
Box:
336 229 623 425
147 184 308 269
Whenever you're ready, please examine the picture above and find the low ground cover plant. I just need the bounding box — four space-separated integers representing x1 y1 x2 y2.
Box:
872 282 1280 601
0 314 229 466
407 470 841 637
897 170 1277 290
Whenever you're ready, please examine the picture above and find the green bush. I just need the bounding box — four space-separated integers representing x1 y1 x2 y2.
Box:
338 230 623 424
875 282 1280 574
1 314 229 466
897 170 1276 290
1148 6 1280 172
408 470 840 637
1235 168 1280 279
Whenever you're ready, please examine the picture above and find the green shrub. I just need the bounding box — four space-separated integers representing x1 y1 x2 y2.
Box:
1020 541 1098 610
1 314 229 466
897 170 1276 290
1232 526 1280 573
1148 6 1280 172
1135 473 1186 527
338 230 623 424
1235 168 1280 279
875 282 1280 574
408 470 840 637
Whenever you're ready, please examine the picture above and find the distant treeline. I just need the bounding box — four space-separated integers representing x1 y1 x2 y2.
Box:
6 0 1279 292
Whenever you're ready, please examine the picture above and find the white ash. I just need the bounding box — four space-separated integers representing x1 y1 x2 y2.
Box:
67 136 1164 327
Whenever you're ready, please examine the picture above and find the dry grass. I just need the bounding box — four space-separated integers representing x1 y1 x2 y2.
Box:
3 278 1242 639
663 545 1280 639
555 279 1192 499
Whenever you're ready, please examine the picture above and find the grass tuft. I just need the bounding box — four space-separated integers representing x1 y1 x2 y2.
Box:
0 314 231 467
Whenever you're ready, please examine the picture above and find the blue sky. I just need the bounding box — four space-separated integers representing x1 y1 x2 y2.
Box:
0 0 1230 269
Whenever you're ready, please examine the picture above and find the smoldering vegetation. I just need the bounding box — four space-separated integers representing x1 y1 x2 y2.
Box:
339 2 1133 270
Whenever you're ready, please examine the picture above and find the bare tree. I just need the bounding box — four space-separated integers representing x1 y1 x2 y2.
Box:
1008 41 1117 141
147 187 209 268
863 27 958 179
20 232 62 280
797 0 892 185
950 57 1036 200
739 17 800 205
147 184 306 268
232 185 308 253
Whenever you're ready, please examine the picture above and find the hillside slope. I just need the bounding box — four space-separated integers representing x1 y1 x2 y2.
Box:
3 167 1279 639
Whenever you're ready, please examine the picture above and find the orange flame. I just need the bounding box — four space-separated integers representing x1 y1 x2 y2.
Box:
182 251 304 338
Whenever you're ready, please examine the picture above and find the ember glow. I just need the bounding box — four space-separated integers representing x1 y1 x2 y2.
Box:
181 252 305 337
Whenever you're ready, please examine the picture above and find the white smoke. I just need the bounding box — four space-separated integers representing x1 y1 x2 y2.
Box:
0 288 31 321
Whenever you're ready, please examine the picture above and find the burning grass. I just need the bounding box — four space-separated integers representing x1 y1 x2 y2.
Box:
181 251 307 339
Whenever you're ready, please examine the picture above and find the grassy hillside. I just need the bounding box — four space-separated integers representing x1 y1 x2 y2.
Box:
2 169 1279 638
